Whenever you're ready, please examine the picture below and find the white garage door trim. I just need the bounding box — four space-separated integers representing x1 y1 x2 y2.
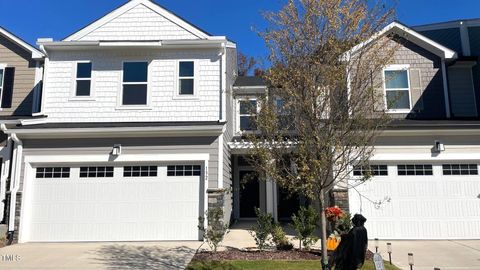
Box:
18 153 209 243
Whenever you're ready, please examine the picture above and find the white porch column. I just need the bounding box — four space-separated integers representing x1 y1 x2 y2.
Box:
266 175 278 221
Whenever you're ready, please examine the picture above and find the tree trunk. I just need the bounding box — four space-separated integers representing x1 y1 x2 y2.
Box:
319 191 329 269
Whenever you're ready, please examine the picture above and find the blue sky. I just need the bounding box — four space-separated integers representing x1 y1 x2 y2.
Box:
1 0 479 66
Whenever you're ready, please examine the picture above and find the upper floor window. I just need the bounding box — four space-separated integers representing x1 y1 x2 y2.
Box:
0 65 14 108
179 61 195 95
122 62 148 105
75 62 92 96
384 65 411 111
238 99 258 131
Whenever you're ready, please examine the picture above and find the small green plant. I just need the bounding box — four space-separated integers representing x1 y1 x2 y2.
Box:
335 212 352 235
291 206 319 250
271 223 293 251
249 208 274 250
198 207 229 252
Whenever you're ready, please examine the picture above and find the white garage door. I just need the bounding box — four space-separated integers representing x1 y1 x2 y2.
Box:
349 163 480 239
23 164 203 242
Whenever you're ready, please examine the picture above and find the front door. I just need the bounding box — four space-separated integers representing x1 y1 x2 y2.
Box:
278 188 302 221
239 170 260 218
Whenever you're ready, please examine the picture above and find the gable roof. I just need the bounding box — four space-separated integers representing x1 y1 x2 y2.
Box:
345 21 458 60
0 26 44 59
64 0 213 41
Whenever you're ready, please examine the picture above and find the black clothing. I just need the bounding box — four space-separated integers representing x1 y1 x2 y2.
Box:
333 214 368 270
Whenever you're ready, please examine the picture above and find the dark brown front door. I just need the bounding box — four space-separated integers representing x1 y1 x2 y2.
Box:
239 170 260 218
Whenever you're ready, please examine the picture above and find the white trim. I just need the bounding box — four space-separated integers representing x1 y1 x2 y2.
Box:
64 0 210 41
344 22 457 60
0 64 5 107
24 153 210 164
460 22 471 56
70 61 95 100
236 97 259 133
0 27 44 59
217 134 224 189
371 152 480 161
117 61 151 108
441 59 452 118
220 45 227 121
32 62 44 114
383 65 413 113
174 60 199 99
0 138 12 221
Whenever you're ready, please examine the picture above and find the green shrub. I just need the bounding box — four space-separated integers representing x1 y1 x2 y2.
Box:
198 207 229 252
249 208 274 250
335 212 352 235
271 224 293 251
291 206 319 250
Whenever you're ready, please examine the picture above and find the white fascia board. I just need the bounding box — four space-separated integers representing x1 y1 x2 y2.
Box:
24 153 210 164
64 0 210 41
5 125 225 139
344 22 458 61
0 27 44 59
380 128 480 136
39 40 227 50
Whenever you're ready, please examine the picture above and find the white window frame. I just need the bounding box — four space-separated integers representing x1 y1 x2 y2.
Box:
236 97 260 133
174 60 199 99
70 61 94 100
117 61 152 110
383 64 412 113
0 64 6 107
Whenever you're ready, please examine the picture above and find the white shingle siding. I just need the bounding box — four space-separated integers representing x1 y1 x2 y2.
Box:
43 49 221 122
78 4 200 41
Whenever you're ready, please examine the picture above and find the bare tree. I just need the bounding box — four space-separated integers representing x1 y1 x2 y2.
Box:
245 0 397 268
238 51 257 76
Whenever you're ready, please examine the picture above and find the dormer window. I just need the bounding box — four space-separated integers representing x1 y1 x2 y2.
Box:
384 65 411 112
178 61 195 95
122 62 148 105
75 62 92 96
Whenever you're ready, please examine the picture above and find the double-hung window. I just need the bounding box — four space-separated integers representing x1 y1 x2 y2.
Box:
122 62 148 105
238 99 258 131
0 65 14 108
178 61 195 95
75 62 92 96
384 66 411 111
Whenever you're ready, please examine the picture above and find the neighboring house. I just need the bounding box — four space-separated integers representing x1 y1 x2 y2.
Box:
1 0 479 244
0 26 44 237
229 22 480 240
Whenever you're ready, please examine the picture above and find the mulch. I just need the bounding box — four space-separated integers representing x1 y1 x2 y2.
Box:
193 248 375 261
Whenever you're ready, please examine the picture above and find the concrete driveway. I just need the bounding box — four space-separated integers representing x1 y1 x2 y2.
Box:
0 241 202 270
370 240 480 270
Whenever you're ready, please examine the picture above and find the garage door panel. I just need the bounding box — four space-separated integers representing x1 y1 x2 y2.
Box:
25 164 203 242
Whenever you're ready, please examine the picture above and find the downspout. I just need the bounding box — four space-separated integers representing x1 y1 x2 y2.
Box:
1 124 22 244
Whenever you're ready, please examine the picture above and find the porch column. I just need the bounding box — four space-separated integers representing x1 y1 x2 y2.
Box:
266 175 278 221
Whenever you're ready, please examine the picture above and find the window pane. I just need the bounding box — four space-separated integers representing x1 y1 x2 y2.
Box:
0 69 3 87
123 84 147 105
386 90 410 109
385 70 409 89
179 61 194 77
240 100 257 114
77 63 92 78
76 80 91 96
179 79 194 95
240 116 256 131
123 62 148 82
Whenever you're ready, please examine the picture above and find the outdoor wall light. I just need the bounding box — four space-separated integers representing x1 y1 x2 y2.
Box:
387 242 392 264
434 140 445 152
374 238 379 253
112 144 122 156
408 253 414 270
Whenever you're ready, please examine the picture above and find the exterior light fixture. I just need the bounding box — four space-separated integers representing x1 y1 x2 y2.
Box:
435 140 445 152
408 253 414 270
112 144 122 156
387 243 392 265
374 238 379 253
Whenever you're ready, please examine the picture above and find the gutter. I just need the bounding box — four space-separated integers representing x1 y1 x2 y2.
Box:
0 124 22 244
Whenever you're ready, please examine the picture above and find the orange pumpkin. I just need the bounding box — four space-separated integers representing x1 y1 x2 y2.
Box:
326 236 340 251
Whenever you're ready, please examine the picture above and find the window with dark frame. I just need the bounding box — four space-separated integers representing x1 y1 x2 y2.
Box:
122 62 148 105
442 164 478 175
384 69 411 110
239 99 257 131
36 167 70 178
179 61 194 95
76 62 92 96
397 165 433 176
353 165 388 176
167 165 201 176
80 167 114 178
123 166 157 177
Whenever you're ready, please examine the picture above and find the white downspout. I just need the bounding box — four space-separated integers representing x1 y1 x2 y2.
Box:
0 135 12 223
1 124 22 238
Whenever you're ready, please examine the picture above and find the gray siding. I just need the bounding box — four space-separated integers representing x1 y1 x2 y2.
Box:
418 28 463 54
19 136 219 189
468 27 480 115
448 67 477 117
0 35 38 116
385 37 446 119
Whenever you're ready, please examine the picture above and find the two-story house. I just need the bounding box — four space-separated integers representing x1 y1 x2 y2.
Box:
2 0 479 244
0 26 44 239
230 22 480 240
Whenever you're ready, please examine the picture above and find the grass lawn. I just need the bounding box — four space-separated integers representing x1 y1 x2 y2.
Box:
187 260 401 270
